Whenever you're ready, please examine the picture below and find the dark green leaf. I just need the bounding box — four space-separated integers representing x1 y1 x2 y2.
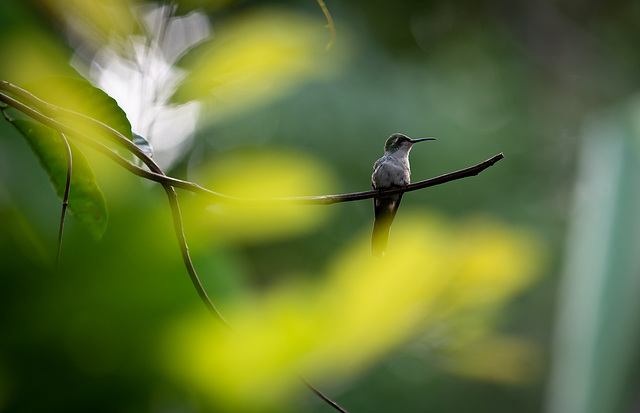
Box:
11 119 108 240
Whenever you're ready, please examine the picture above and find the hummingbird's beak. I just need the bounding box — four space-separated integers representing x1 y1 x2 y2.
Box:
410 137 436 143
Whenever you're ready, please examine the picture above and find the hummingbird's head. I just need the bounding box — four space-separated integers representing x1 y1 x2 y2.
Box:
384 133 436 153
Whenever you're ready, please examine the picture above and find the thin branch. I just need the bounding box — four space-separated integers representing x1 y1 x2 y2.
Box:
279 153 505 204
0 85 505 206
0 89 226 195
317 0 336 49
56 133 72 267
0 81 154 167
300 375 348 413
165 184 233 328
80 148 504 205
106 149 504 204
28 131 503 206
0 101 12 121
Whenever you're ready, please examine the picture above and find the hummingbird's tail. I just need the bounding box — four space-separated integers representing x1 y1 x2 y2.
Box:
371 218 391 257
371 195 402 257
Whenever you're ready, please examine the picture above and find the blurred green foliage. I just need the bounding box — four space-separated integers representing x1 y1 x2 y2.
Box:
1 0 640 412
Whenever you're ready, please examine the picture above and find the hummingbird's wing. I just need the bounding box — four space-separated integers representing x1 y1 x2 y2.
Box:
371 193 402 257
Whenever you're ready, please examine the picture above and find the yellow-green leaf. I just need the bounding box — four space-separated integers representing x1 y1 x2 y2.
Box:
22 76 133 141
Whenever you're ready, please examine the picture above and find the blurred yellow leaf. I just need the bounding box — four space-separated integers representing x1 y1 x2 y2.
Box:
450 217 542 308
160 212 545 410
175 8 344 121
184 148 334 243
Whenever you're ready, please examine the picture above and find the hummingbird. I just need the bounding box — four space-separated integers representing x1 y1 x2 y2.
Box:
371 133 436 256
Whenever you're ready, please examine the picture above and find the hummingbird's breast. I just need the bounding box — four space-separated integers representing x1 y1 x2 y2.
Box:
372 155 411 189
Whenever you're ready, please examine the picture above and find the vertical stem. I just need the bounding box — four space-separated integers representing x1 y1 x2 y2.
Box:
317 0 336 49
56 133 72 267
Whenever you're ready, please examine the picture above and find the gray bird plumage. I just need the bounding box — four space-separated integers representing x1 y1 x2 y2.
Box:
371 133 435 256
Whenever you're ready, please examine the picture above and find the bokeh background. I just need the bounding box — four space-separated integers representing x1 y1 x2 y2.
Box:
1 0 640 412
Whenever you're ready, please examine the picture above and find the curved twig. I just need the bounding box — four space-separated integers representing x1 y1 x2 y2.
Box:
301 375 348 413
56 133 72 267
317 0 336 50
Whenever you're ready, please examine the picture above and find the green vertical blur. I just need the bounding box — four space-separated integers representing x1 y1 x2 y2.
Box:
547 99 640 413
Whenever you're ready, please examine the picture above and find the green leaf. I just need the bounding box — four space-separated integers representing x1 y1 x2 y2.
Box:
11 119 108 240
22 76 133 141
